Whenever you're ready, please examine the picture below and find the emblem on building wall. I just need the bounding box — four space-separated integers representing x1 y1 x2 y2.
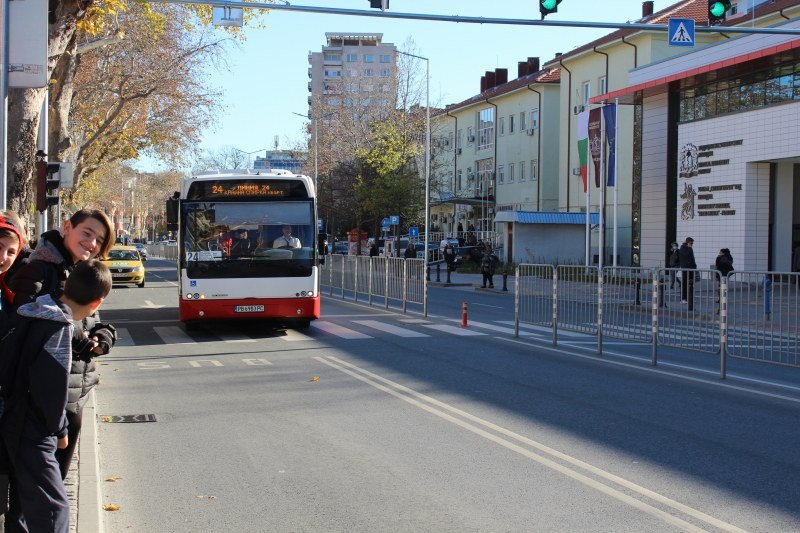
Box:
680 182 696 220
679 143 699 178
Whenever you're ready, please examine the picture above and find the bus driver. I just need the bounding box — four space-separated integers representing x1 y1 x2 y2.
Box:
273 225 301 249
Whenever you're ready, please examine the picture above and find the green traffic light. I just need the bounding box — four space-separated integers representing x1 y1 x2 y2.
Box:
541 0 558 9
709 1 726 17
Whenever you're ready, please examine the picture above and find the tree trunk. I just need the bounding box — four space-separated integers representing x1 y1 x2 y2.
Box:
6 0 88 223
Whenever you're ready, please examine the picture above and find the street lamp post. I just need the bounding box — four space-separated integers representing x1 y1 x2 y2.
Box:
292 111 336 193
232 147 268 169
396 50 430 316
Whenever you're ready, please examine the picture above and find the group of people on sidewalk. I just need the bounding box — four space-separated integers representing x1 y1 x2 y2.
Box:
0 209 118 533
668 237 734 304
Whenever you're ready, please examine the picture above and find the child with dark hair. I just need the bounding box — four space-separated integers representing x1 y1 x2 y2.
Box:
1 259 112 533
8 208 117 480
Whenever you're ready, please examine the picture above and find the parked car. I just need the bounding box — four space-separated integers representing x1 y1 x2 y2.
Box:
133 242 148 260
439 238 460 252
415 242 440 261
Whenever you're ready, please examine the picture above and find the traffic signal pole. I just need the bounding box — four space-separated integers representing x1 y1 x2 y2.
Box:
146 0 800 36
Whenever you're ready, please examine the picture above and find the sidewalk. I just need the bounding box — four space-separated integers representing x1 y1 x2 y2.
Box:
66 390 103 533
428 271 515 292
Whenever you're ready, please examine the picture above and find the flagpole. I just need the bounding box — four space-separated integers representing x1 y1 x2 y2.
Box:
599 105 605 271
613 98 619 268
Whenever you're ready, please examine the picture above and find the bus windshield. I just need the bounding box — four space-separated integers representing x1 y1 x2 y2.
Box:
181 200 315 278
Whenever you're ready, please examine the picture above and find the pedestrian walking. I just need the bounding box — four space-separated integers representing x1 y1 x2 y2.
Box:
7 209 116 481
668 242 681 290
480 245 499 288
1 260 112 533
404 244 416 260
679 237 697 304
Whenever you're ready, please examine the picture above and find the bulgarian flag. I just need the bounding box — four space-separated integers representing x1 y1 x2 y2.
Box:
576 110 589 193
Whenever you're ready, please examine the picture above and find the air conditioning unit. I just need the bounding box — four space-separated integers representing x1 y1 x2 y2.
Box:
573 105 585 115
467 135 475 143
572 167 582 176
526 128 535 136
456 148 462 155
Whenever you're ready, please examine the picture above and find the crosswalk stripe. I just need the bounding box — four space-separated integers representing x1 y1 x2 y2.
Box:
154 326 195 345
311 321 372 339
497 321 584 337
449 319 538 336
399 318 431 324
114 327 135 347
280 329 314 342
215 332 257 343
420 324 487 336
353 320 430 337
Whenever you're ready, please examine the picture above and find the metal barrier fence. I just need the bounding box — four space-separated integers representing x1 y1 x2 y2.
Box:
515 264 799 377
322 254 425 312
146 244 179 261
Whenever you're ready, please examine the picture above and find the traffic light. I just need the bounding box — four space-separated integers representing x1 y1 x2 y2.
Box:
539 0 561 20
708 0 731 25
36 161 63 212
369 0 388 9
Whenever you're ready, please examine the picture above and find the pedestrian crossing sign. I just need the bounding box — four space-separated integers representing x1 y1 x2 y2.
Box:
669 18 695 47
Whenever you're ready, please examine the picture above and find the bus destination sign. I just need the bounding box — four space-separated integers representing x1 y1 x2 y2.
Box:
188 179 309 200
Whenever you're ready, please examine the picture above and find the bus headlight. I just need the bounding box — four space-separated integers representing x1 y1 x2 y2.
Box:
186 293 193 299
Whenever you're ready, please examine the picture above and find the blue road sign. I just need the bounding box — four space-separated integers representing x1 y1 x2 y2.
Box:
390 215 399 225
409 227 419 237
381 217 390 226
669 18 694 47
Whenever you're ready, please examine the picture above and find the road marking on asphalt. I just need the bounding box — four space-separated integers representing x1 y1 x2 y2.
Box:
470 303 505 309
311 321 372 339
398 318 431 324
444 319 538 337
498 321 584 337
154 326 195 345
215 332 257 343
114 328 135 347
316 355 746 533
420 324 486 336
353 320 430 337
279 329 314 342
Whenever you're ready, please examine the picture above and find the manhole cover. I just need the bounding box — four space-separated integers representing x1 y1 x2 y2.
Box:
101 414 157 423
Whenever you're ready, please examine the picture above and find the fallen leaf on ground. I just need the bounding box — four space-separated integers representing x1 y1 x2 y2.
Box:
102 504 121 511
105 477 122 482
101 417 113 423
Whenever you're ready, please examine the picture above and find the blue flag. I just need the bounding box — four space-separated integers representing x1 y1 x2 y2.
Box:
602 104 617 187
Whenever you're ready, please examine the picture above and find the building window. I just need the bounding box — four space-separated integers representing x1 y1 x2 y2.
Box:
509 114 515 134
457 169 463 191
583 81 591 105
457 129 463 149
531 159 537 181
519 161 525 182
346 54 358 62
448 132 454 150
364 54 374 63
347 69 358 77
324 69 342 78
520 111 527 131
509 163 515 183
381 84 390 92
380 54 391 63
498 165 504 184
364 69 374 77
531 108 539 129
362 84 373 92
467 126 474 145
478 107 494 150
499 116 505 136
599 76 607 95
323 53 341 62
379 69 391 77
362 98 370 106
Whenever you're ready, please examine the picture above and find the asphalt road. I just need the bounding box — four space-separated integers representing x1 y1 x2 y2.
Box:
94 259 800 532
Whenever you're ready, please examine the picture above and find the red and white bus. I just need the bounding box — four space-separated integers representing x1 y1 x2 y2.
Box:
169 170 322 328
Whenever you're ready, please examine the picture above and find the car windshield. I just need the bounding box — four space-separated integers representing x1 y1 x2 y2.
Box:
109 250 140 261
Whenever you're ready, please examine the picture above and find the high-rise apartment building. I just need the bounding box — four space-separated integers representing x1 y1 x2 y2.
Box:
307 33 398 122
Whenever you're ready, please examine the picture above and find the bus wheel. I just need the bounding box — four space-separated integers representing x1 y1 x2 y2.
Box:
184 321 199 332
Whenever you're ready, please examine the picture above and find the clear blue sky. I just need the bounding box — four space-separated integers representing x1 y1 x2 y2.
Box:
136 0 658 171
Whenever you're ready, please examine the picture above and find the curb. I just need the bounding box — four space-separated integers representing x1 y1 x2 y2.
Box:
77 390 103 533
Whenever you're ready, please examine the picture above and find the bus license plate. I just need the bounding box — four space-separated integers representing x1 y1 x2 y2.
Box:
234 305 264 313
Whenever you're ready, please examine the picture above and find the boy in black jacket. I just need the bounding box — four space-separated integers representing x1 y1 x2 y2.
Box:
1 259 111 533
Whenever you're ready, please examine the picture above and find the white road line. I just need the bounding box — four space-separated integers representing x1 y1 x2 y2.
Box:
280 329 314 342
317 355 745 533
153 326 195 345
420 324 487 336
114 327 135 347
470 303 505 309
215 332 257 343
311 321 373 339
444 319 538 336
353 320 430 337
497 321 585 337
398 318 431 324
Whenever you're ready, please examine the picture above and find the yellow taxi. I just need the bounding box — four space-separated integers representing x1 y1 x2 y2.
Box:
101 245 146 287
